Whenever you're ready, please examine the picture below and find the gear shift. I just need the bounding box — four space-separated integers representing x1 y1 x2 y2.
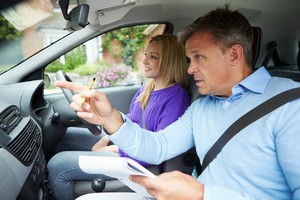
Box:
91 178 106 192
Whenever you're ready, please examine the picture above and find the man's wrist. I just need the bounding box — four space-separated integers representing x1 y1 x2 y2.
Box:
103 109 124 135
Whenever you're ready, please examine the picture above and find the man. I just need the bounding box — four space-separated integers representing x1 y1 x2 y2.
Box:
55 4 300 200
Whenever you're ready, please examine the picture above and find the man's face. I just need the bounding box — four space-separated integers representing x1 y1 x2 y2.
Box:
185 32 233 97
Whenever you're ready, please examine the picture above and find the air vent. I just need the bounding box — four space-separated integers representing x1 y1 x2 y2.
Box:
7 119 42 166
0 106 22 134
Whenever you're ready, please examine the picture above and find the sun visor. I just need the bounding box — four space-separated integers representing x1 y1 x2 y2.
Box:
96 0 138 25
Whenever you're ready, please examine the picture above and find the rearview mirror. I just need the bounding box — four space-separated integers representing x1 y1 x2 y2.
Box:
66 4 89 31
58 0 89 31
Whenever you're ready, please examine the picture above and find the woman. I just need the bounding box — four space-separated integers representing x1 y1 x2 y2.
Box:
47 34 190 200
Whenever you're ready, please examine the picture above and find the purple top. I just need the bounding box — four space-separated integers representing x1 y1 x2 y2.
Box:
118 83 190 166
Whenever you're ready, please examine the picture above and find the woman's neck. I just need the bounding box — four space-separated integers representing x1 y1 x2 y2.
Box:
153 80 175 91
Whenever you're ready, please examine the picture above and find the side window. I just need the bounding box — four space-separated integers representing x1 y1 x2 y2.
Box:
45 24 166 94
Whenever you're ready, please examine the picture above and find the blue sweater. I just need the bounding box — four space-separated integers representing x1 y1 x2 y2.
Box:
110 67 300 199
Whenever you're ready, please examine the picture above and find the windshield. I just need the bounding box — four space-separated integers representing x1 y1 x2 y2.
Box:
0 0 68 74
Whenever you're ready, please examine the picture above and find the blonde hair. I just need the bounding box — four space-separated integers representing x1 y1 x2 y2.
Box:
137 34 188 110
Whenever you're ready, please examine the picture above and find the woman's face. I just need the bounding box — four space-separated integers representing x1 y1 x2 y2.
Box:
143 41 161 80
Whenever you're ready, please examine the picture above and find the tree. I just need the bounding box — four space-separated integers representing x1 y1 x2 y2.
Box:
102 25 147 69
0 14 21 40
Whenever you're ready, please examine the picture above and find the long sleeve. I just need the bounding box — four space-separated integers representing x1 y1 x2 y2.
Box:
109 68 300 199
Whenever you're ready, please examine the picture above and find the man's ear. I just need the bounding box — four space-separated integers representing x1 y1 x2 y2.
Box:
229 44 243 65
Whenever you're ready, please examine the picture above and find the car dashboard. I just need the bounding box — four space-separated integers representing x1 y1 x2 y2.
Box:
0 80 50 200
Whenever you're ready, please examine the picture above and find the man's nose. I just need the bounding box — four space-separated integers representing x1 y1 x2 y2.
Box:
187 63 197 74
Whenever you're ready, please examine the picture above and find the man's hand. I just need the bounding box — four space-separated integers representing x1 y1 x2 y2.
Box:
131 171 204 200
54 80 124 134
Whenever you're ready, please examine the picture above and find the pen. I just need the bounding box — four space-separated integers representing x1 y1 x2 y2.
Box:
80 77 96 107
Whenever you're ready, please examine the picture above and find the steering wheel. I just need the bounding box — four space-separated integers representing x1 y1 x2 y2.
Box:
56 70 102 135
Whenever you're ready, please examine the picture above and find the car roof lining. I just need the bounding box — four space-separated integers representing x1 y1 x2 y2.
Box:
76 0 300 36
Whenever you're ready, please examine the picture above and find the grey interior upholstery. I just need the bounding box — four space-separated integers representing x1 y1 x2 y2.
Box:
269 69 300 82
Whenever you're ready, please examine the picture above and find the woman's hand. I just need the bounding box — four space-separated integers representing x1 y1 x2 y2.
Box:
92 136 119 153
92 136 111 151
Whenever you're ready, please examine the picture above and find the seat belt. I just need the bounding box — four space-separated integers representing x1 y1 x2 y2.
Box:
261 41 281 67
199 87 300 174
